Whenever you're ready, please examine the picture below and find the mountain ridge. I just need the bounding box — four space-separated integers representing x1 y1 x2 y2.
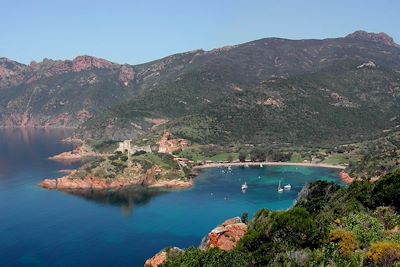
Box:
1 30 400 146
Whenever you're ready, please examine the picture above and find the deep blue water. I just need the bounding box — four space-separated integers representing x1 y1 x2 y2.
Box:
0 129 342 267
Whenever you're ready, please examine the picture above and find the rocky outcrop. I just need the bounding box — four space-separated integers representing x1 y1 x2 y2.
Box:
0 57 26 88
48 145 101 162
201 217 248 251
118 65 135 86
144 217 248 266
0 55 119 90
145 251 167 267
263 97 285 109
40 166 193 191
346 31 399 48
339 171 353 184
357 61 377 69
40 173 145 190
145 247 183 267
72 56 115 72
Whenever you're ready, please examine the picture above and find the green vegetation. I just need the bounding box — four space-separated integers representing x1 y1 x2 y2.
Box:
70 151 188 182
162 171 400 266
86 62 400 148
346 131 400 178
89 140 119 153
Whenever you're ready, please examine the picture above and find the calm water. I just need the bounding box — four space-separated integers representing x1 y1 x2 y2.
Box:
0 129 342 267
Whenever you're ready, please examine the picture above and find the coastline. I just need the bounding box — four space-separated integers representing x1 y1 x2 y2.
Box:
193 161 347 170
0 125 77 129
40 173 193 191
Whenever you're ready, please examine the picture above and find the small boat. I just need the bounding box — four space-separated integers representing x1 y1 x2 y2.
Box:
260 164 263 167
284 184 291 190
241 182 248 190
227 166 232 171
277 181 283 193
244 164 249 167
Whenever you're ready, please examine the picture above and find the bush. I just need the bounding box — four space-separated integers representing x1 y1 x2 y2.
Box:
330 229 358 256
238 151 247 162
296 181 341 215
373 170 400 211
250 148 266 162
343 212 384 248
374 206 400 231
367 242 400 266
268 207 320 248
163 248 249 267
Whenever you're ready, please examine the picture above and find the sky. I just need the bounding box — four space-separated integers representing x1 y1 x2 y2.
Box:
1 0 399 65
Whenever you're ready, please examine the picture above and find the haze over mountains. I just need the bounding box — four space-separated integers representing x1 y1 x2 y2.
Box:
1 31 400 146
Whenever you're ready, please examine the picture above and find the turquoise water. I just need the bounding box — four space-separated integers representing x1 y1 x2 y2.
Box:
0 129 342 267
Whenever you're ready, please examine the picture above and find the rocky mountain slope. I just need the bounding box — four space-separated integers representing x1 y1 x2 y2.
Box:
1 31 400 146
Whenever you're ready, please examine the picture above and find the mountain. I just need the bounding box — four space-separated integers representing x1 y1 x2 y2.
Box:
1 31 400 146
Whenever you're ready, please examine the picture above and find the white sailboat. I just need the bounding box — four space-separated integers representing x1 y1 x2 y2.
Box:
241 182 248 190
284 184 292 190
277 181 283 193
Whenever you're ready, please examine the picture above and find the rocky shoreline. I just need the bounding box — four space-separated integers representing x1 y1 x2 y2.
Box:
48 145 108 163
339 170 353 184
40 170 193 191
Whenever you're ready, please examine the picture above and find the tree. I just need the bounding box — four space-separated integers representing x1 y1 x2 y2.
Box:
239 152 247 162
372 170 400 211
268 207 320 248
250 148 266 162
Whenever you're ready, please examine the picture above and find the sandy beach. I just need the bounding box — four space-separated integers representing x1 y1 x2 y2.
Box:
193 161 346 170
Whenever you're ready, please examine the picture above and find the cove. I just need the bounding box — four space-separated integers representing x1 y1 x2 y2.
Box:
0 129 342 267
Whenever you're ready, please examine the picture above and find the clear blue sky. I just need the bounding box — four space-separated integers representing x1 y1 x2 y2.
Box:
2 0 399 65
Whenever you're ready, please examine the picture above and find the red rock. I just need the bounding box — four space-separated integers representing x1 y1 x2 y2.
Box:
72 56 115 72
203 217 248 251
118 65 135 86
339 171 353 184
144 251 167 267
40 179 57 189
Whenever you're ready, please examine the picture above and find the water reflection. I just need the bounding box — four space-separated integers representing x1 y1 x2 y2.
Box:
62 187 167 216
0 127 76 180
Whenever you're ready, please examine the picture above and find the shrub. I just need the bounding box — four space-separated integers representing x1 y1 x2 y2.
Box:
373 170 400 211
296 181 341 215
238 151 247 162
343 212 384 248
330 229 358 256
268 207 320 248
374 206 400 231
163 248 249 267
250 148 266 162
367 242 400 266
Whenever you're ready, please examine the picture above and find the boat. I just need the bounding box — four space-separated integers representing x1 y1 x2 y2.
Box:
244 164 249 167
260 164 263 167
284 184 292 190
241 182 248 190
227 165 232 171
277 181 283 193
